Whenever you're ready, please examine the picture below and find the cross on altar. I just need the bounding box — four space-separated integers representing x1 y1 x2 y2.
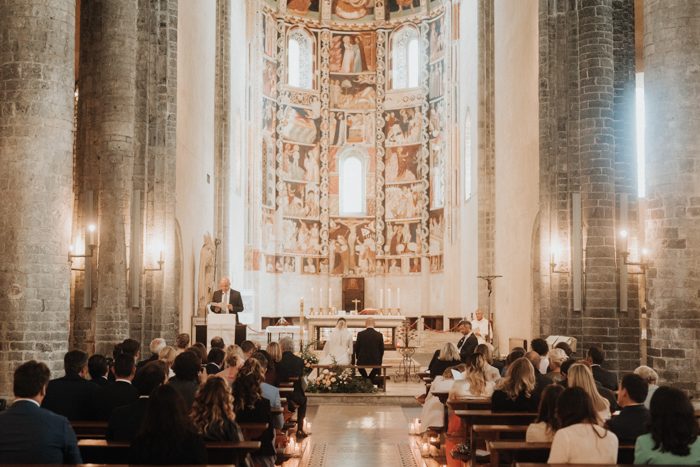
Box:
352 299 361 312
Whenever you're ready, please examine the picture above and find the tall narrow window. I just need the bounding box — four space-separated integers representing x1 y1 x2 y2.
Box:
464 109 472 201
287 29 314 89
636 72 645 198
339 151 366 216
391 26 420 90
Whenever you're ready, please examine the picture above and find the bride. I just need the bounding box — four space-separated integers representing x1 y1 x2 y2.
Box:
319 318 353 365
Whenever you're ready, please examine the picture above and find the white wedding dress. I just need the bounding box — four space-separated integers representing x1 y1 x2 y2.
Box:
319 328 353 365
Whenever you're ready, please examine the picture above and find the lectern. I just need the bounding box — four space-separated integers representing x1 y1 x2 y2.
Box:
207 313 237 348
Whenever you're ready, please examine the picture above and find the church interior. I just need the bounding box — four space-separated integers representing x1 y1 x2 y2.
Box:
1 0 699 466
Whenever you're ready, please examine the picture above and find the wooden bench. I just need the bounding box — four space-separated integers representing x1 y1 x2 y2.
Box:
310 364 392 392
488 441 635 467
71 421 269 443
78 439 261 465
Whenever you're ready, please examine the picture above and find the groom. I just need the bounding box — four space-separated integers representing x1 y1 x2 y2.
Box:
355 318 384 381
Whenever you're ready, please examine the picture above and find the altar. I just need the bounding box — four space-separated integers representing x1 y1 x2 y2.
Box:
305 314 405 350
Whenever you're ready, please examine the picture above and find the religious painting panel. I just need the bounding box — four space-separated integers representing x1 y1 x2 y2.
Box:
330 75 377 110
280 181 320 218
429 209 444 255
429 136 445 209
384 220 420 256
287 0 321 16
429 60 445 100
279 105 320 145
386 0 421 16
262 135 276 208
408 256 421 274
280 142 320 183
332 0 375 22
428 100 445 139
263 13 277 58
329 218 377 276
385 183 422 220
265 255 296 273
385 257 403 274
263 59 278 98
429 254 443 273
385 144 421 184
263 97 277 134
329 111 376 146
428 15 446 62
330 32 377 73
245 248 262 272
384 106 422 146
282 218 322 254
262 209 276 252
301 256 322 274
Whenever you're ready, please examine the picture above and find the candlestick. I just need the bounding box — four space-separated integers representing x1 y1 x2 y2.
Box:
328 287 331 309
387 288 392 309
379 288 384 310
397 287 401 309
311 287 314 311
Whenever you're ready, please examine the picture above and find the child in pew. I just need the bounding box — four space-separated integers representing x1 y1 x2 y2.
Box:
526 384 564 442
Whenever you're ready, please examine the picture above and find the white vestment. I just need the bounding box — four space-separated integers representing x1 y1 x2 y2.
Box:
319 328 353 365
471 318 490 344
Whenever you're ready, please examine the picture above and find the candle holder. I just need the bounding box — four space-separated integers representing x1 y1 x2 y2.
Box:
420 442 430 458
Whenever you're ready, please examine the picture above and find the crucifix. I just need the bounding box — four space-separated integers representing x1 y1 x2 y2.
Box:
477 275 502 348
352 299 361 313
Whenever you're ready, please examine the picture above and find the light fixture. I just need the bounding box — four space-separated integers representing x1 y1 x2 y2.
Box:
619 229 628 239
144 242 165 272
622 246 649 274
550 240 569 274
68 224 97 265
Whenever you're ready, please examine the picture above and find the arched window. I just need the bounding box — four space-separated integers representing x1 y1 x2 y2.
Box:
391 26 421 90
339 150 366 216
287 28 314 89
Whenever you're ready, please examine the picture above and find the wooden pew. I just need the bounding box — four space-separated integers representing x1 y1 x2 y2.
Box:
78 439 261 465
488 441 635 467
72 421 268 443
447 398 492 411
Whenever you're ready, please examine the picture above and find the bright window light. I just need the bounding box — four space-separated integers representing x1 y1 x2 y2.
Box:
288 39 301 87
340 154 365 215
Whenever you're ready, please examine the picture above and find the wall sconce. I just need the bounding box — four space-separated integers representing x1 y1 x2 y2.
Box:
622 247 649 273
550 241 569 274
144 243 165 272
68 223 97 266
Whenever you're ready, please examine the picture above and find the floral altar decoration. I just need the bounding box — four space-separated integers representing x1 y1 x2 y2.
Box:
300 341 319 376
306 366 377 394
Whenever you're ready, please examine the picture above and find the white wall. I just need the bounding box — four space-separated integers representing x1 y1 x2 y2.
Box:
176 1 217 331
493 0 539 351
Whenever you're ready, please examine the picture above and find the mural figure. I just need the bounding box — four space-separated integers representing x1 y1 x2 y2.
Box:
409 257 421 273
386 221 419 255
385 146 419 183
330 111 347 145
385 108 422 145
279 106 319 144
334 0 374 20
330 33 377 73
388 0 420 13
386 184 421 219
263 14 276 57
287 0 320 14
429 210 444 255
330 78 376 110
429 18 445 61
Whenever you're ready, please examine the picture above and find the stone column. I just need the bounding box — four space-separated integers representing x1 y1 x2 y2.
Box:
0 0 75 396
644 0 700 394
78 0 138 353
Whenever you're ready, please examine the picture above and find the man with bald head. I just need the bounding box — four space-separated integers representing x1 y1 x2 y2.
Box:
355 318 385 381
211 277 244 315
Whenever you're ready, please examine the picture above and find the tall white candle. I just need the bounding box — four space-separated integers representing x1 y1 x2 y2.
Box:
328 287 332 308
397 288 401 309
387 288 392 309
311 288 314 310
379 288 384 309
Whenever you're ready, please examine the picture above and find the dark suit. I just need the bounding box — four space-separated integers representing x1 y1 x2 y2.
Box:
107 397 150 442
0 400 82 464
592 364 618 391
95 380 138 421
91 376 111 387
211 288 244 314
136 354 158 369
276 351 307 430
42 373 99 420
457 332 478 362
355 328 385 379
205 362 222 375
607 404 650 444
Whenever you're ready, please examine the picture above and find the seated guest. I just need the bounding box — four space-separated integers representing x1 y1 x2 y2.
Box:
191 377 245 442
107 361 166 441
456 320 478 362
41 350 98 420
634 386 700 465
234 359 276 467
531 338 550 375
0 361 82 464
427 342 462 377
276 337 308 439
129 385 207 465
138 338 166 368
548 387 618 464
220 347 244 384
475 343 501 382
420 364 463 430
587 345 618 391
633 365 659 409
96 353 138 420
355 318 385 381
88 354 111 386
210 335 225 350
251 352 285 430
567 363 611 423
264 342 282 385
168 351 202 409
607 373 649 444
500 347 526 377
240 340 257 359
558 358 577 387
120 338 142 362
158 345 177 378
555 341 574 358
492 357 540 412
175 332 190 354
206 348 225 375
525 351 554 396
546 348 568 383
526 384 564 442
188 342 208 364
451 353 496 399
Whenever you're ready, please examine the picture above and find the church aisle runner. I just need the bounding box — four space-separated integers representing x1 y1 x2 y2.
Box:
303 405 418 467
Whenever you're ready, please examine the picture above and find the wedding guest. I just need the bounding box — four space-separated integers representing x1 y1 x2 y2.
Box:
587 345 618 391
554 342 574 358
206 348 225 375
546 348 568 383
0 361 82 464
501 347 526 377
558 358 577 387
531 338 550 375
240 340 257 360
210 336 225 350
120 338 142 362
277 337 308 439
567 363 611 423
168 351 202 410
548 387 618 464
234 359 276 467
633 365 659 409
456 320 478 362
420 364 463 430
607 373 649 445
138 338 166 368
492 357 540 412
158 345 177 378
128 385 207 465
265 342 282 385
475 344 501 382
220 347 244 384
428 342 462 378
88 354 111 386
95 353 138 421
526 384 564 442
175 333 190 354
634 386 700 465
188 343 208 364
451 353 495 399
525 351 554 397
191 377 245 442
251 352 285 430
42 350 98 420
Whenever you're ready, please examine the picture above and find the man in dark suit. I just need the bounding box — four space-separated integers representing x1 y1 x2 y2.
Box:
107 361 166 441
456 320 478 362
206 348 225 375
211 276 244 315
355 318 384 380
607 373 650 444
42 350 98 420
276 337 308 439
88 354 111 387
587 346 618 391
0 360 82 464
95 353 138 421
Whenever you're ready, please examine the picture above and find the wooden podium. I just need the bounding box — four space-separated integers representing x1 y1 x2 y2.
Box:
342 277 364 312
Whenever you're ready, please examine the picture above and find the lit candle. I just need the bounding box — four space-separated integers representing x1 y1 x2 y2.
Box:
379 288 384 309
319 288 323 311
328 287 331 309
397 288 401 309
421 442 430 457
311 288 314 311
387 288 392 309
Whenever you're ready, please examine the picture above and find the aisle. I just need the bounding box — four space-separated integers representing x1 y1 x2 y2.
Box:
301 405 419 467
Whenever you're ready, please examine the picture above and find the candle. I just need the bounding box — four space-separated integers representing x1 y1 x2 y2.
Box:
387 288 392 309
319 288 323 311
328 287 331 308
379 288 384 309
311 288 314 310
397 288 401 309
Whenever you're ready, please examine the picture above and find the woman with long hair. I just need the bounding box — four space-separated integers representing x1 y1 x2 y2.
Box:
548 387 618 464
158 346 177 379
634 386 700 464
451 353 495 399
319 317 353 365
567 363 611 423
128 385 207 465
233 359 276 467
427 342 462 377
475 343 501 382
492 357 539 412
526 384 564 442
191 377 244 441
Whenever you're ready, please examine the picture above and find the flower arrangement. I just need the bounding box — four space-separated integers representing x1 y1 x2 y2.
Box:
300 341 319 376
306 366 377 394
